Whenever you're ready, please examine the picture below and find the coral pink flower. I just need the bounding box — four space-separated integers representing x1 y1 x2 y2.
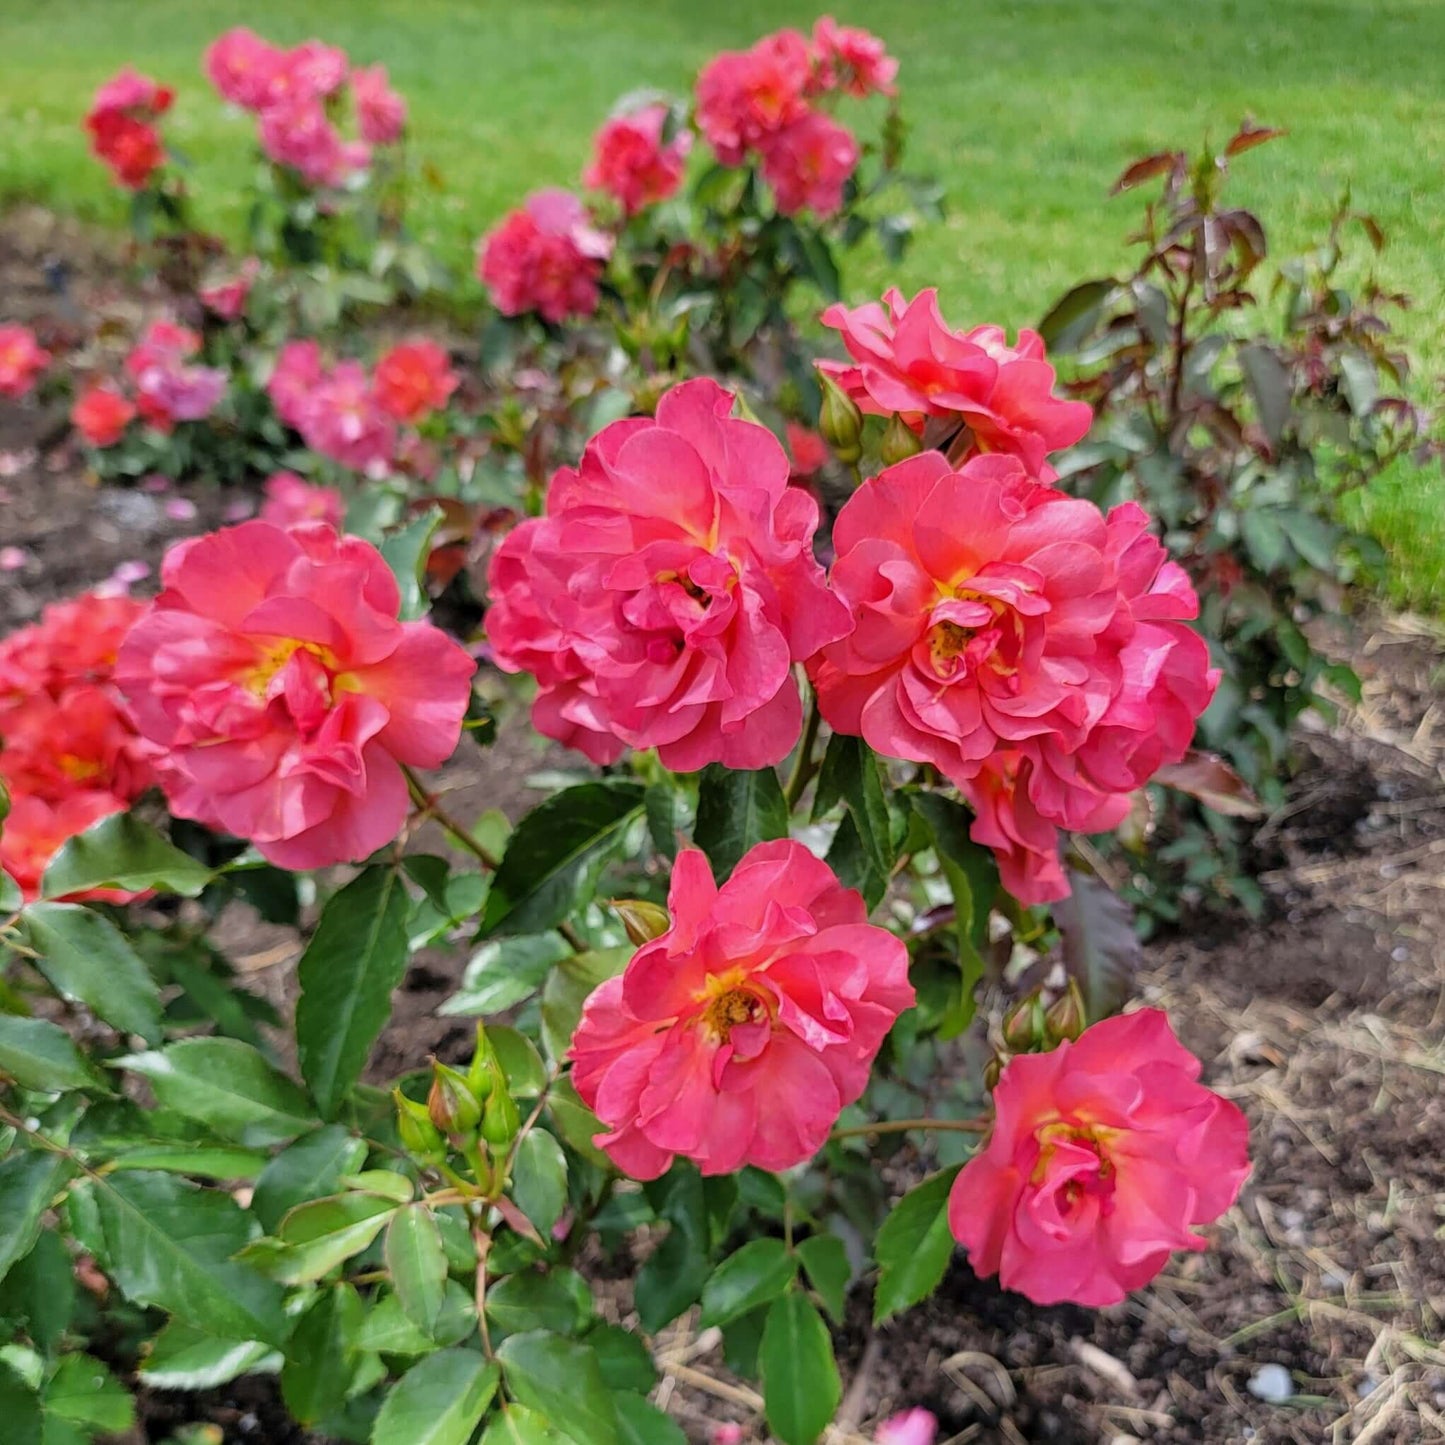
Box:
487 377 852 770
0 792 134 904
116 521 475 869
811 17 899 98
0 324 51 399
785 421 829 480
570 841 915 1178
199 258 260 320
0 594 148 700
85 111 165 190
204 28 283 110
819 288 1093 479
476 189 613 324
373 339 458 424
267 340 325 430
273 40 349 103
72 384 135 448
0 685 153 804
295 361 396 473
351 63 407 145
259 97 369 187
259 472 345 531
950 1009 1249 1307
91 67 174 119
695 30 813 165
760 112 859 217
584 103 692 215
875 1409 938 1445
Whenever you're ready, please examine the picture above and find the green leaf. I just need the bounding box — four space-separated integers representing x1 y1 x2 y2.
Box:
108 1144 268 1178
21 904 163 1044
760 1293 840 1445
342 1169 417 1204
1240 509 1288 574
259 1192 399 1285
0 869 20 913
1238 342 1291 447
480 782 645 938
40 813 212 899
796 1234 851 1323
0 1014 107 1093
380 507 445 620
634 1170 708 1333
0 1153 74 1287
372 1350 500 1445
115 1037 313 1145
442 935 570 1017
387 1207 448 1335
498 1331 616 1445
481 1405 564 1445
700 1238 797 1328
359 1282 476 1355
282 1282 363 1425
485 1269 593 1339
89 1170 287 1345
45 1353 134 1433
545 1077 611 1170
252 1126 369 1234
139 1322 279 1390
615 1393 687 1445
540 948 630 1065
587 1324 655 1393
509 1129 569 1240
872 1166 962 1325
813 735 894 886
643 783 688 862
693 765 786 880
296 866 411 1117
0 1363 42 1445
2 1229 74 1352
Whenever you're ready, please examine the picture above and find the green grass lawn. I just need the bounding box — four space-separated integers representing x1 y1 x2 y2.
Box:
2 0 1441 606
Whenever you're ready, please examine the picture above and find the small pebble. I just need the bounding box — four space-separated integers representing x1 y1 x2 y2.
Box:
1247 1363 1294 1403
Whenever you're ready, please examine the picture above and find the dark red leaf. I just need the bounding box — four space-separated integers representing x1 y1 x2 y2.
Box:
1224 123 1286 158
1111 150 1185 195
1153 751 1265 818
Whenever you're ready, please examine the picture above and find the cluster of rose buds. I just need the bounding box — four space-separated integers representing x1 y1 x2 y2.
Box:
204 28 406 187
0 594 155 900
84 67 173 190
266 336 457 474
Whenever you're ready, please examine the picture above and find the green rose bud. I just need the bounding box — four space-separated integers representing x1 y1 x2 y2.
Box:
818 372 863 464
428 1060 482 1136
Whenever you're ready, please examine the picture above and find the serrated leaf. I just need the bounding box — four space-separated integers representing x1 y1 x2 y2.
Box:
498 1331 616 1445
442 935 570 1017
813 735 894 885
139 1321 279 1391
259 1192 398 1284
41 812 212 899
0 1152 73 1287
481 782 645 937
482 1405 563 1444
380 507 445 620
359 1281 476 1355
1240 509 1288 574
296 866 411 1117
693 765 787 880
373 1350 500 1445
387 1207 448 1335
1053 873 1143 1020
545 1076 611 1170
252 1126 369 1234
510 1129 568 1238
0 1014 107 1093
115 1038 312 1145
44 1354 134 1433
587 1324 655 1393
633 1170 708 1333
796 1234 851 1323
700 1238 797 1328
2 1229 74 1352
22 904 162 1044
872 1166 961 1324
760 1293 840 1445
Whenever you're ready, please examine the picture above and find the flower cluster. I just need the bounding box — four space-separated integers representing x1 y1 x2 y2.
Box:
476 189 614 324
0 324 51 399
486 378 852 770
950 1010 1249 1306
584 103 692 217
84 67 173 190
205 27 406 187
569 840 914 1177
116 521 475 870
0 593 154 900
695 16 894 216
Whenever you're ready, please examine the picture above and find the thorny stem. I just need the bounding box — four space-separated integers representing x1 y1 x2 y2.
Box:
783 683 823 811
402 764 502 869
829 1115 989 1142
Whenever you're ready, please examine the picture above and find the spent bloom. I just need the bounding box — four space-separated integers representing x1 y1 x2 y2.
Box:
72 384 135 448
950 1009 1249 1307
487 377 852 771
569 841 914 1177
819 288 1092 479
373 339 459 424
760 111 859 217
476 189 613 324
259 472 345 530
116 521 475 870
351 63 407 145
584 103 692 215
695 30 813 165
811 16 899 98
0 324 51 399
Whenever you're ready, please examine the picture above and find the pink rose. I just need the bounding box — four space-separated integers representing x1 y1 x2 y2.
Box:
811 17 899 98
204 28 283 110
90 67 173 121
0 324 51 399
262 40 349 110
476 189 613 324
124 320 225 429
259 97 369 187
116 521 475 870
71 384 135 448
695 31 813 165
351 63 407 145
950 1009 1249 1307
487 377 852 770
373 339 458 424
960 752 1074 906
875 1409 938 1445
760 111 859 217
199 258 260 320
259 472 344 530
295 361 396 474
267 340 325 430
569 841 915 1177
584 103 691 215
819 288 1093 479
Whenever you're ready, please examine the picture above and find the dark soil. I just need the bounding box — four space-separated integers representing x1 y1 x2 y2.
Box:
4 208 1443 1445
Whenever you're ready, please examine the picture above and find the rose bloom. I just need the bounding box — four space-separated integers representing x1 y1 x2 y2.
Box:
295 361 396 473
71 384 136 448
810 16 899 98
272 40 349 103
487 377 852 770
0 792 136 904
761 111 859 217
351 63 407 145
0 684 154 805
875 1409 938 1445
0 324 51 399
259 472 345 531
267 340 325 430
584 103 691 215
259 97 370 187
204 27 283 110
116 521 475 870
373 339 458 424
950 1009 1249 1307
124 320 225 430
0 593 148 701
695 30 813 164
476 189 614 324
785 421 828 480
570 841 915 1177
85 111 165 190
819 288 1093 479
199 258 260 321
90 67 174 118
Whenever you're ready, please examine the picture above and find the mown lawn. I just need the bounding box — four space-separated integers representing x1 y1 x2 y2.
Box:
1 0 1441 605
